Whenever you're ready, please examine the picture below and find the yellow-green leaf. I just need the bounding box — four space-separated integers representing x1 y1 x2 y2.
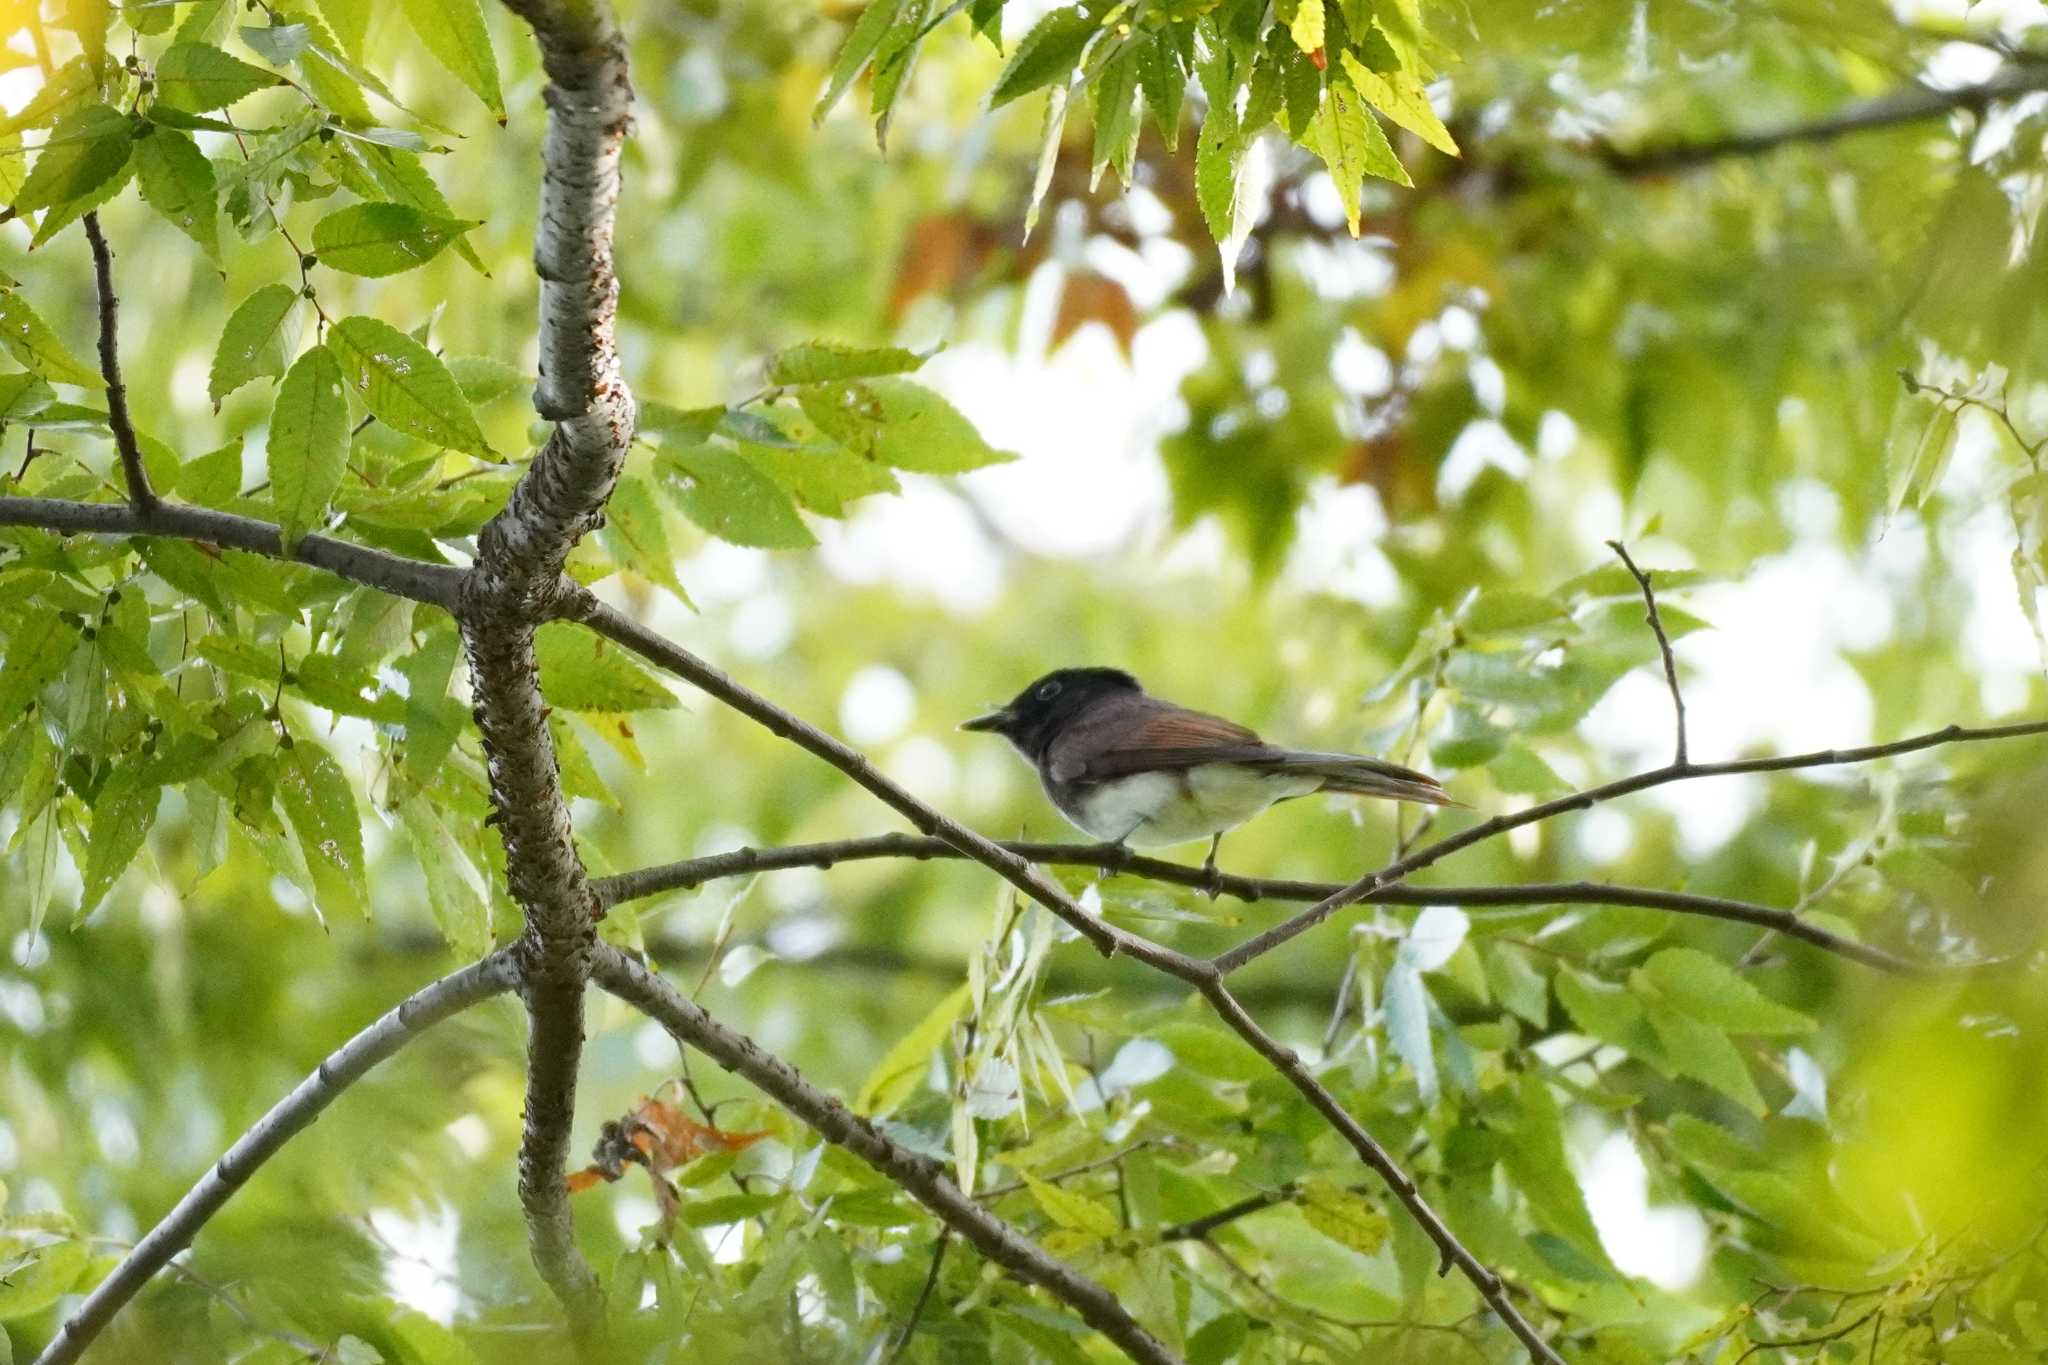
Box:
1024 1173 1120 1239
856 982 969 1115
268 343 350 552
1298 1179 1388 1255
328 315 492 457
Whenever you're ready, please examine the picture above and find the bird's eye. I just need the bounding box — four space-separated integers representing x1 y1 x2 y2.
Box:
1036 680 1062 701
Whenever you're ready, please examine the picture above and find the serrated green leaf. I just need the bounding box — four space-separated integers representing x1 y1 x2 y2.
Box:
768 341 925 386
1090 41 1140 188
311 201 476 276
599 473 689 602
1339 49 1456 156
240 21 310 63
328 315 491 457
1636 948 1816 1035
1383 958 1436 1102
533 622 678 713
0 290 101 387
1429 704 1505 769
79 771 159 916
1487 744 1569 797
402 0 502 118
210 284 299 408
815 0 906 123
277 739 365 918
13 104 132 216
1461 589 1567 636
1298 1178 1388 1254
268 344 350 553
1555 967 1655 1055
857 981 969 1115
1502 1074 1612 1272
1288 0 1324 54
1135 32 1185 149
744 442 899 517
314 0 369 56
446 355 526 404
396 793 490 956
27 150 134 250
1022 81 1069 242
1194 95 1239 248
1483 943 1549 1028
1024 1173 1119 1238
154 42 277 110
988 6 1097 109
795 376 1014 473
1302 75 1408 236
276 10 376 125
0 1239 88 1321
0 371 55 422
655 443 815 549
133 127 219 259
1644 1001 1765 1115
0 58 95 137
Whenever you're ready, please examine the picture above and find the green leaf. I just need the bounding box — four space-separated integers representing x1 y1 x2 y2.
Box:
0 1239 88 1321
1644 1001 1765 1115
533 622 678 713
767 341 926 386
401 0 502 118
1555 967 1655 1055
1194 96 1240 249
133 127 220 259
80 771 159 916
1887 396 1962 513
396 794 490 957
1135 33 1185 149
744 443 899 517
27 150 134 250
154 42 278 110
13 104 133 216
397 629 463 777
327 315 492 457
1024 1173 1119 1239
1022 82 1069 242
857 981 969 1115
0 290 101 387
1301 75 1408 236
310 202 477 276
268 344 350 553
1288 0 1324 54
814 0 905 124
314 0 369 56
1502 1074 1612 1272
598 474 689 603
175 441 244 504
1090 41 1140 188
446 355 526 404
277 739 367 919
1339 49 1457 156
209 284 300 408
988 6 1097 109
0 57 96 136
240 21 310 63
1383 958 1436 1102
0 371 55 422
1298 1178 1388 1255
795 376 1015 473
656 443 817 549
1635 948 1816 1035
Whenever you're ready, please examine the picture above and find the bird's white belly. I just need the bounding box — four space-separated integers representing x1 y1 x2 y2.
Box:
1068 766 1322 847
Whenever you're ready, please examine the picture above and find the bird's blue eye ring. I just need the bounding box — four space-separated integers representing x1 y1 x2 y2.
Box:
1037 680 1061 701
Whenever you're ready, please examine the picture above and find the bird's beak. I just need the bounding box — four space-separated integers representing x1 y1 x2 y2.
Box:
959 708 1011 734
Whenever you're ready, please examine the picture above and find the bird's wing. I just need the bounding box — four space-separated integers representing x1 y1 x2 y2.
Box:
1051 699 1270 783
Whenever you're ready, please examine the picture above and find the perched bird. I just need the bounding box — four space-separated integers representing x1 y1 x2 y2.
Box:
961 667 1455 872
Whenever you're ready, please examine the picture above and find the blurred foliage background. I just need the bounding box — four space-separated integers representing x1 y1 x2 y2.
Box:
4 0 2048 1361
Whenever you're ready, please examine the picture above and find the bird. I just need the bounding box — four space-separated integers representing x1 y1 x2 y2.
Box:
961 667 1456 876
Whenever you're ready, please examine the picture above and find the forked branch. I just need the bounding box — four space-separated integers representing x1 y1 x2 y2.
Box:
80 212 157 514
1607 539 1689 766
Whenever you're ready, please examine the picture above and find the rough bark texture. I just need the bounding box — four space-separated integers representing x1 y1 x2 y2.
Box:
592 945 1185 1365
33 953 517 1365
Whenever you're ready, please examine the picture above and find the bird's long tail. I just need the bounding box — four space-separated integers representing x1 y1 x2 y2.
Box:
1254 750 1461 807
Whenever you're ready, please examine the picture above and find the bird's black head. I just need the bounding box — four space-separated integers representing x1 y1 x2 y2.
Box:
961 667 1142 759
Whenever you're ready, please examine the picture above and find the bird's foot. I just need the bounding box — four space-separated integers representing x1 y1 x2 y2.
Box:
1200 836 1224 900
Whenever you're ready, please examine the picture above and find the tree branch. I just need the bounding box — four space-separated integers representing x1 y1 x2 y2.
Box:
33 951 518 1365
1607 540 1688 767
589 944 1183 1365
80 212 157 513
1601 62 2048 175
1193 978 1564 1365
568 592 1211 980
462 0 636 1333
0 496 465 611
1212 718 2048 975
593 837 1924 974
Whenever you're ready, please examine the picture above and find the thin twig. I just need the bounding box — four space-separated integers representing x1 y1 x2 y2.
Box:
80 212 158 513
590 945 1183 1365
592 837 1930 975
1211 717 2048 975
34 951 518 1365
1159 1186 1295 1242
885 1229 951 1363
1607 539 1688 767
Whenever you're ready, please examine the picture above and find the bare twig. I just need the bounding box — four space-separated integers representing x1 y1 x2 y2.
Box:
1159 1186 1295 1242
593 838 1926 974
1194 977 1565 1365
34 951 518 1365
1212 718 2048 975
589 944 1183 1365
1601 63 2048 175
885 1229 951 1363
1607 540 1688 766
80 212 157 513
0 495 465 610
